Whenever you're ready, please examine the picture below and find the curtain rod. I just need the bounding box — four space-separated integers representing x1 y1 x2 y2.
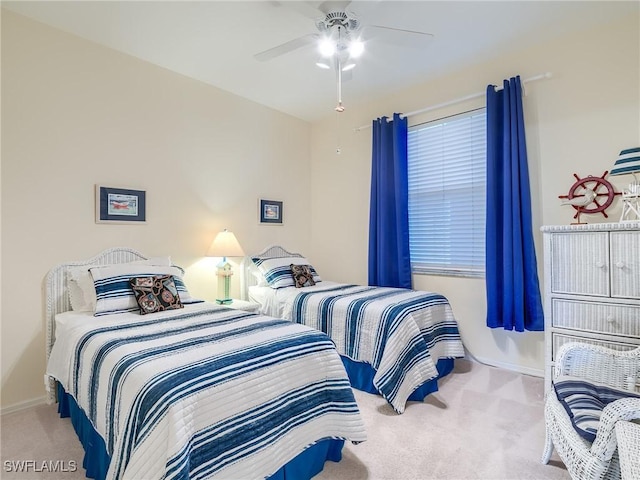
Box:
353 72 552 132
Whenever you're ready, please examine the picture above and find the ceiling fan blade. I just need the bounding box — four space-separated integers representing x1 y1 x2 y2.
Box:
254 34 319 62
361 24 434 48
317 1 353 14
276 1 324 19
273 1 353 19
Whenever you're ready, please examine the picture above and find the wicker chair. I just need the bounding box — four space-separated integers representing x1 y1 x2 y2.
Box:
542 343 640 480
615 420 640 480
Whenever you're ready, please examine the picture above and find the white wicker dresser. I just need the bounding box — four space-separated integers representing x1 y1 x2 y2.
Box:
542 222 640 392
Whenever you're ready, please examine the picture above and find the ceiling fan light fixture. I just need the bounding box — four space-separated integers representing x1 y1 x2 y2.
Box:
318 38 336 57
348 40 364 58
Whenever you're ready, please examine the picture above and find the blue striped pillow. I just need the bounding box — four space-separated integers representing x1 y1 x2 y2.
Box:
252 256 321 289
554 376 640 442
89 264 202 316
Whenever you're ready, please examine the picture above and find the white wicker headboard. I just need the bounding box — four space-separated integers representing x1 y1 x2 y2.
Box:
241 245 304 299
44 247 148 401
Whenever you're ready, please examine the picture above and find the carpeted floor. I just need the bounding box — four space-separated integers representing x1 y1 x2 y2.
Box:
1 359 569 479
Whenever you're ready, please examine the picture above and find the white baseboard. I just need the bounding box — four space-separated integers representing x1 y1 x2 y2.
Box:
467 353 544 378
1 396 47 416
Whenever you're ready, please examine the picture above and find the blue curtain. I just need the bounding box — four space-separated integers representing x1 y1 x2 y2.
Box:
485 76 544 331
368 113 412 289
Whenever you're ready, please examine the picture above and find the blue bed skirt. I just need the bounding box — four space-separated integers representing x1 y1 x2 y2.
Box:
56 384 344 480
341 357 455 401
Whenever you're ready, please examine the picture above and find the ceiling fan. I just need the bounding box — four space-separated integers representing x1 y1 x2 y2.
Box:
254 1 434 112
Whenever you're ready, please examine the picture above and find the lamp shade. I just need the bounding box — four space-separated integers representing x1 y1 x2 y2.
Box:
610 147 640 176
206 229 244 258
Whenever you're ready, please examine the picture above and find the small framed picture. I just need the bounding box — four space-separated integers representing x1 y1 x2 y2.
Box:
259 199 283 225
95 185 146 223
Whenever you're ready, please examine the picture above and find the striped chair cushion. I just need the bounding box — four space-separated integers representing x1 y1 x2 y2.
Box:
252 256 321 289
554 375 640 442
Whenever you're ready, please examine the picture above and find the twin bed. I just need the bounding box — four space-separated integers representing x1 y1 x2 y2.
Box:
45 246 464 480
245 246 465 414
44 248 366 480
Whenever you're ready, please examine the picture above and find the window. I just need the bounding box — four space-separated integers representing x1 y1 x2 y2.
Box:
407 108 486 278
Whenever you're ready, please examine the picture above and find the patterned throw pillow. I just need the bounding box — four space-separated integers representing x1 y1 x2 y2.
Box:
291 264 316 288
130 275 184 315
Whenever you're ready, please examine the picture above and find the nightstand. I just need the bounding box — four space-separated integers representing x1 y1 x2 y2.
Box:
225 299 260 313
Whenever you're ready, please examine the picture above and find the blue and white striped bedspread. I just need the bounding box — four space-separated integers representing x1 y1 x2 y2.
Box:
291 285 465 413
47 304 366 480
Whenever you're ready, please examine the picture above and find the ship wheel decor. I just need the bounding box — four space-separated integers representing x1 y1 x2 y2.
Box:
558 171 621 224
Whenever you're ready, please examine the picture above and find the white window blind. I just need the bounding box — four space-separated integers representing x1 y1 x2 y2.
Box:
407 108 486 278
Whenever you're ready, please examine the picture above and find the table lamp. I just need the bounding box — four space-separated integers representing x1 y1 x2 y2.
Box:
206 229 245 304
610 147 640 222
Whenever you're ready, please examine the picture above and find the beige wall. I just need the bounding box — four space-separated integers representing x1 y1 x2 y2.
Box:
309 15 640 376
1 11 312 410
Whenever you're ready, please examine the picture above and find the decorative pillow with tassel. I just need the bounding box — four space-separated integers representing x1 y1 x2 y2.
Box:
130 275 184 314
290 264 316 288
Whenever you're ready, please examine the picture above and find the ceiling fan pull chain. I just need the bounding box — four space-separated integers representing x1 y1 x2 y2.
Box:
334 25 345 113
335 51 345 113
335 110 342 155
334 39 343 154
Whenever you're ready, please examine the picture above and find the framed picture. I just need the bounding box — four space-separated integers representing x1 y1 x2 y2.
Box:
95 185 146 223
259 199 283 225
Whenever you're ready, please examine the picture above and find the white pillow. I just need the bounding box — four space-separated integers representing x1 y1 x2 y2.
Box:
136 257 173 266
68 267 97 312
67 257 173 312
249 264 268 287
89 263 199 316
251 256 321 289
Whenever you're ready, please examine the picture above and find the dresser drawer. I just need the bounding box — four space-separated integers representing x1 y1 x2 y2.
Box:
552 333 639 360
552 299 640 338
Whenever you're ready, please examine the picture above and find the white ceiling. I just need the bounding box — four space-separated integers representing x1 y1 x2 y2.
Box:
4 1 638 122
